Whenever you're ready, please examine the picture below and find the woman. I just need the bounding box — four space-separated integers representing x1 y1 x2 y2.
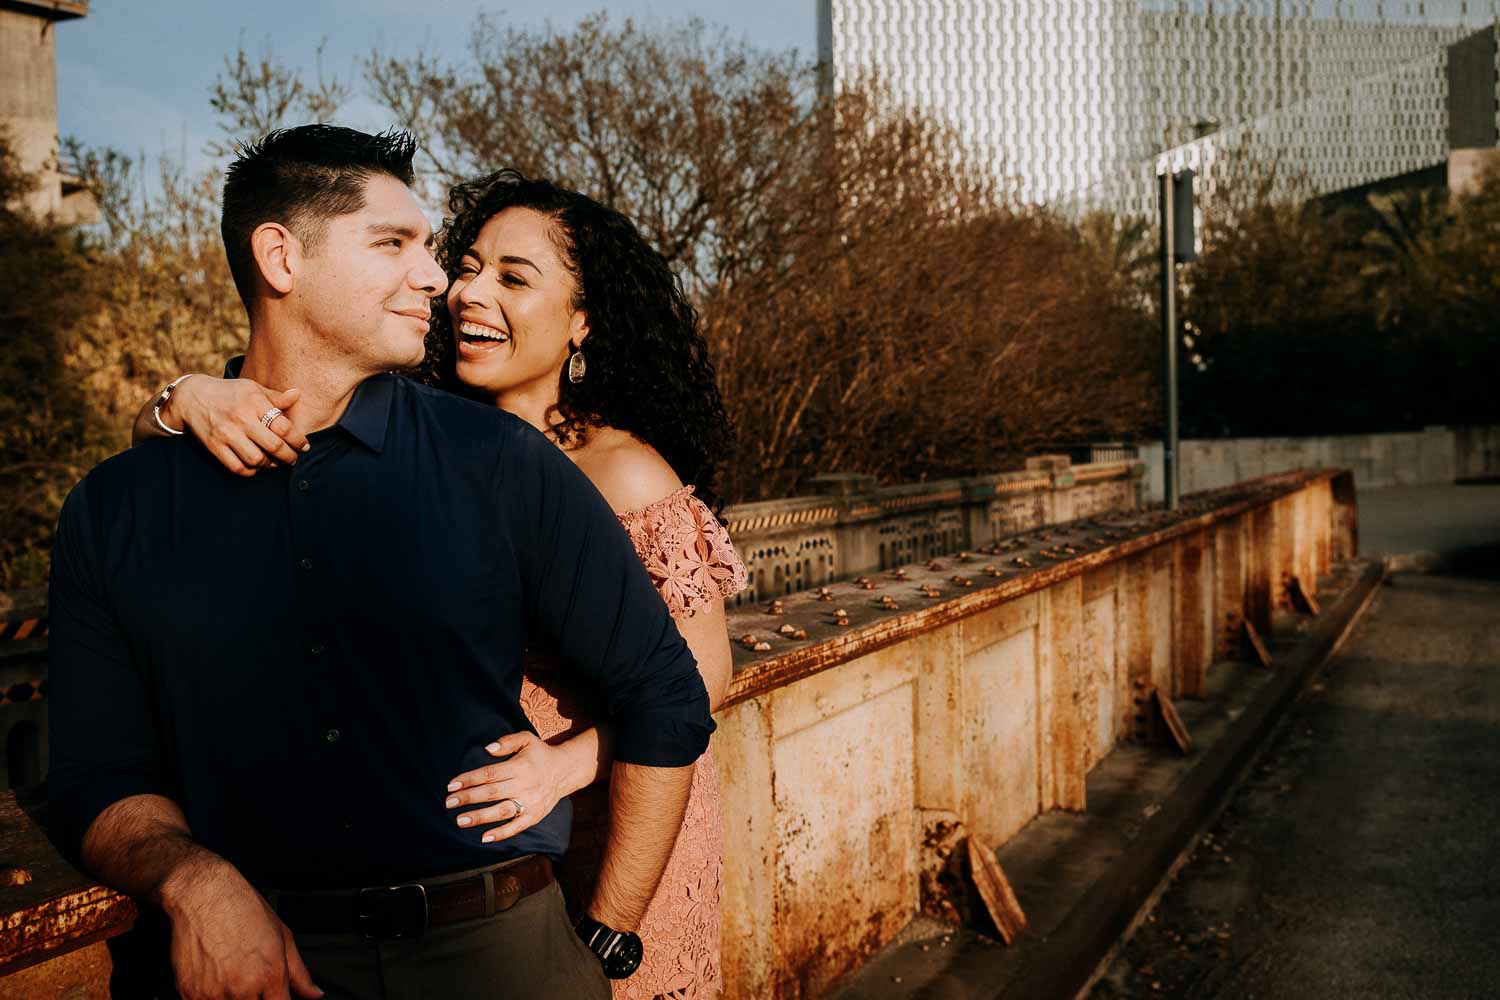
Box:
135 169 744 1000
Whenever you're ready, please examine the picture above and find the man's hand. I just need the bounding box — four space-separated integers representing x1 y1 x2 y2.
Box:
160 856 322 1000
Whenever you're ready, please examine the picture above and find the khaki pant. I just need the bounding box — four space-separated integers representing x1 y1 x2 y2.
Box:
298 882 609 1000
110 882 608 1000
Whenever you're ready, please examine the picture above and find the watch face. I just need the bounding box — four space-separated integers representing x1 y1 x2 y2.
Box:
601 931 643 979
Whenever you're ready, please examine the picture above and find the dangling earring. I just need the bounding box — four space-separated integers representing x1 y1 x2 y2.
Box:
567 348 586 384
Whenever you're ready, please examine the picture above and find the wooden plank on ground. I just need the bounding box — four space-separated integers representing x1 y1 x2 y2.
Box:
1242 619 1274 668
967 837 1027 945
1153 688 1193 755
1288 575 1322 616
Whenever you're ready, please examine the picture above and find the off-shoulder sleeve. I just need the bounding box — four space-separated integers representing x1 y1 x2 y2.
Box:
617 486 749 621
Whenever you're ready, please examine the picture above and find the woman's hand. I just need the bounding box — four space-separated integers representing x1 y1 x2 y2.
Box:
167 377 309 476
445 732 579 844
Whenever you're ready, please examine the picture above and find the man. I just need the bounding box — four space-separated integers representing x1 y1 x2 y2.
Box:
47 125 712 999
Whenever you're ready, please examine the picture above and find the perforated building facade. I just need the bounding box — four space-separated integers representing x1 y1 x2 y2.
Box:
821 1 1500 210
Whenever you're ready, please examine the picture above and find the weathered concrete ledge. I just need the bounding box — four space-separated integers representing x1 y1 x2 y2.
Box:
0 795 134 997
713 468 1355 999
721 468 1350 710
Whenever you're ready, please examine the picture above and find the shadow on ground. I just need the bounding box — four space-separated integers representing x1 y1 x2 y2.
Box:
1090 558 1500 1000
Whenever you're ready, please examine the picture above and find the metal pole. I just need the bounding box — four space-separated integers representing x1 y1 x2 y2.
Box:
1159 169 1180 510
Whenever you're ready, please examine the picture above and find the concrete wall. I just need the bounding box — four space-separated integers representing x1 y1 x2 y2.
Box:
714 469 1353 998
1449 148 1500 195
1 6 61 219
1455 425 1500 482
1140 426 1500 502
0 2 95 224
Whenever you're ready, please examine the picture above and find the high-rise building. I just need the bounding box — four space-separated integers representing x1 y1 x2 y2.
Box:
821 1 1500 213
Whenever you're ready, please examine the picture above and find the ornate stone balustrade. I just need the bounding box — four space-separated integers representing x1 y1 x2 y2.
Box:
723 456 1146 608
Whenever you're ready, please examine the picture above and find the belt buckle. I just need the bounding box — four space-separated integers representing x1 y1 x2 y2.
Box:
356 883 428 941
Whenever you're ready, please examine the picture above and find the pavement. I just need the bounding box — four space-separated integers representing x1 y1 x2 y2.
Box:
1088 484 1500 998
1091 566 1500 998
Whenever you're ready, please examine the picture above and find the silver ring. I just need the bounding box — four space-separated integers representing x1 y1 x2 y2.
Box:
259 407 283 429
503 798 526 819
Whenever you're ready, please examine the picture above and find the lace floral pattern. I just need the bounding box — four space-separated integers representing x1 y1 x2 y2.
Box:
521 486 745 1000
616 486 748 623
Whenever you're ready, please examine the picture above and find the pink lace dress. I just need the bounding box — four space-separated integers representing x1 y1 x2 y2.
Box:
519 486 747 1000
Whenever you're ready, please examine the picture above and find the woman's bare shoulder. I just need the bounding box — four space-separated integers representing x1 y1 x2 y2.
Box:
574 427 684 513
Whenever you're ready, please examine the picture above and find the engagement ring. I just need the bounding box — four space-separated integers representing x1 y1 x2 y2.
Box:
260 407 283 428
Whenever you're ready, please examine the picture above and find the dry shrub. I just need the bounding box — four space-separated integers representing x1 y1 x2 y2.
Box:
0 145 248 587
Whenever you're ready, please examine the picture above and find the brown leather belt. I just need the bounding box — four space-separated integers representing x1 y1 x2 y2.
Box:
269 854 554 940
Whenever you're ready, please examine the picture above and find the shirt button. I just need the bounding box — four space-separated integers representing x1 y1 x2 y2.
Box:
324 728 340 743
297 479 311 493
309 642 325 655
299 558 314 571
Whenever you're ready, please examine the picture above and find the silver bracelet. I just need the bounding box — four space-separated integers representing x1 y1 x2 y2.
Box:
151 374 196 437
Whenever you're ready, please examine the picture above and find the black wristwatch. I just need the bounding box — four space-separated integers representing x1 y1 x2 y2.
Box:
575 915 644 979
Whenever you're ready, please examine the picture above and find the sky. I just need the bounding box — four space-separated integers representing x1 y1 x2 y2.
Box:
55 1 817 175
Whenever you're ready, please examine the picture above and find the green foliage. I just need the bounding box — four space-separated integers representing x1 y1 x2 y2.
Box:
1178 166 1500 438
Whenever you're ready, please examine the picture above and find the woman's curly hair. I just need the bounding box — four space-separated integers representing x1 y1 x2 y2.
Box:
423 169 733 512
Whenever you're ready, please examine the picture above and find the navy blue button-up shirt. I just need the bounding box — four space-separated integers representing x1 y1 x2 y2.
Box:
47 370 713 888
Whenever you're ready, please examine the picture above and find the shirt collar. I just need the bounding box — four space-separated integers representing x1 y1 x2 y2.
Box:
223 355 393 454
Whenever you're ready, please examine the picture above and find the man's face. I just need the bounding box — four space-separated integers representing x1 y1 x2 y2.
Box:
292 173 448 374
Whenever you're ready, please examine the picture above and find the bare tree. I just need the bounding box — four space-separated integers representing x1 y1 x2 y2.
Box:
367 13 821 298
366 14 1157 500
209 36 350 156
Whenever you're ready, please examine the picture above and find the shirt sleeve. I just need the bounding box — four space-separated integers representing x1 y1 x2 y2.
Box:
498 424 715 768
46 478 172 860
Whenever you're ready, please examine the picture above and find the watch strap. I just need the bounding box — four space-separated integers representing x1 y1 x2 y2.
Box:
575 915 643 979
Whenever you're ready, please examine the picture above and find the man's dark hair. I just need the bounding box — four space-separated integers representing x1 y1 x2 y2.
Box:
221 125 417 308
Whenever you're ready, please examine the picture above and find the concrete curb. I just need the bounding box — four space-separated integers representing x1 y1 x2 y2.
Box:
993 560 1387 1000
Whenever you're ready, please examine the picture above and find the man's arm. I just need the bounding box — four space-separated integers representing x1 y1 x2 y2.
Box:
501 425 715 929
83 795 321 1000
587 763 695 929
48 481 319 999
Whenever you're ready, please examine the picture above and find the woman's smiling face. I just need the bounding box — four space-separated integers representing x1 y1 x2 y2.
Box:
447 206 589 400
